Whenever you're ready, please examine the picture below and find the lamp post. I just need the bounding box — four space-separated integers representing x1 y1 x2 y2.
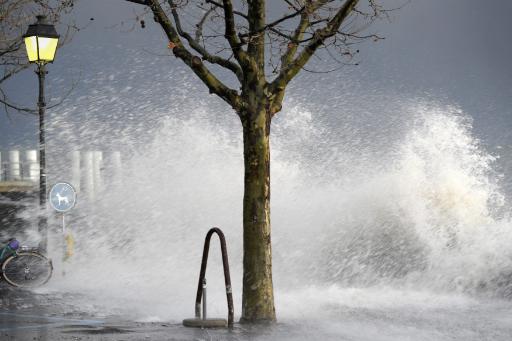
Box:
23 15 59 252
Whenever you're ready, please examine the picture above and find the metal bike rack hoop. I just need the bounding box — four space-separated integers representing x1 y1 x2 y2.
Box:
183 227 234 328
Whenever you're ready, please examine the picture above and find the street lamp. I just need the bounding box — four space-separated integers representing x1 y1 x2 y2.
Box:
23 15 59 252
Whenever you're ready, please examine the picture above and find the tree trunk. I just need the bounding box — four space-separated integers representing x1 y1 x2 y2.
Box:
239 102 276 323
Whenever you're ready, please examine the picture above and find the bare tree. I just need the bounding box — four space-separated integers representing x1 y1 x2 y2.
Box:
124 0 395 323
0 0 76 116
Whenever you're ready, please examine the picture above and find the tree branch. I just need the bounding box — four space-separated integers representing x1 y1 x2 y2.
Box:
204 0 253 71
280 13 309 69
195 7 213 42
124 0 150 5
203 0 247 66
239 6 304 39
0 0 78 117
0 41 22 58
283 0 301 12
271 0 359 92
205 0 247 21
145 0 242 111
0 64 29 84
167 0 243 82
268 1 322 115
0 89 36 114
279 0 336 69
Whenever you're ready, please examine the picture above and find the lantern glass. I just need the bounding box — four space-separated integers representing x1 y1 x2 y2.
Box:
24 36 59 63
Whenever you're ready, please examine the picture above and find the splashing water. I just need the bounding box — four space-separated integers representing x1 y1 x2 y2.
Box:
318 107 512 295
44 103 509 292
13 65 512 338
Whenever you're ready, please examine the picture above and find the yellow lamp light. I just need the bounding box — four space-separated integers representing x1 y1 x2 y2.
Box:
23 15 59 64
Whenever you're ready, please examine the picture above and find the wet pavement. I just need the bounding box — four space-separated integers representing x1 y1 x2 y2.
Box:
0 313 253 341
4 283 512 340
0 286 241 341
0 285 311 341
0 316 236 341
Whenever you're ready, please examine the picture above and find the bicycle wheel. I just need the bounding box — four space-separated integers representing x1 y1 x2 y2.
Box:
1 252 53 288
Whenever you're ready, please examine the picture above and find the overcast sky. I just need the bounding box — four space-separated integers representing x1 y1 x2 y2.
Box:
1 0 511 150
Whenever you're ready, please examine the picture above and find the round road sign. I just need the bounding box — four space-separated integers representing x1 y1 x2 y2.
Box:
49 182 76 213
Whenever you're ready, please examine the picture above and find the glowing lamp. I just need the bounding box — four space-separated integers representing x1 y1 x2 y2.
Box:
23 15 59 64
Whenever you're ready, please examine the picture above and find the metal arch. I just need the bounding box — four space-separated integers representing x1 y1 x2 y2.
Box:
194 227 234 327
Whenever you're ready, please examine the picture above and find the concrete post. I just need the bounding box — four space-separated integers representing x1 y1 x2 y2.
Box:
93 151 103 195
83 151 94 200
26 150 39 182
111 151 122 178
8 150 21 181
71 151 81 192
109 151 122 188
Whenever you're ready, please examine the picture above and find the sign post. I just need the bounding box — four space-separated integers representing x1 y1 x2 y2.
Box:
49 182 77 266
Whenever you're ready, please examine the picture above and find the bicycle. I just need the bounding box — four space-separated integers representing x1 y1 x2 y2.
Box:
0 239 53 288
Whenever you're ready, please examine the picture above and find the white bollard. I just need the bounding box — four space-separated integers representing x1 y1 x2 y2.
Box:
111 151 122 176
110 151 122 186
83 151 94 200
93 151 103 195
71 151 81 192
8 150 21 181
26 150 39 183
